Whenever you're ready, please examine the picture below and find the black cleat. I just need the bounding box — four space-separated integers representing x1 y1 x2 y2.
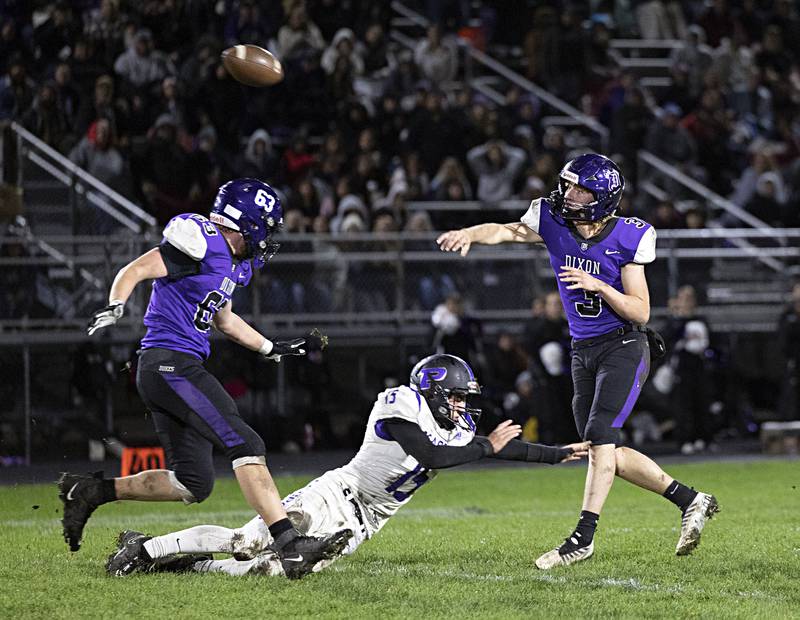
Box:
105 530 153 577
274 529 353 579
57 471 105 552
146 554 212 574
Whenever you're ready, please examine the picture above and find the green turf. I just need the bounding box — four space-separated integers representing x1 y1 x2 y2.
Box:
1 460 798 619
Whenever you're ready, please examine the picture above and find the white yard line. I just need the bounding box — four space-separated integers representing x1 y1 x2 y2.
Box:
332 563 783 602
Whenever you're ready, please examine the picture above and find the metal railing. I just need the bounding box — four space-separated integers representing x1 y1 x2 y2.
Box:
7 122 157 234
636 150 783 272
389 1 609 152
0 228 796 338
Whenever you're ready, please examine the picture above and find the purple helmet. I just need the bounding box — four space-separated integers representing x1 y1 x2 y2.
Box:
548 154 625 224
210 179 283 267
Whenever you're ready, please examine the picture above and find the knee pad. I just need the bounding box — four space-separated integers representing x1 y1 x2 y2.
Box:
171 469 214 504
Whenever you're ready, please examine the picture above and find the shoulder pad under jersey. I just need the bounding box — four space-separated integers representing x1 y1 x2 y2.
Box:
373 385 425 424
162 214 210 261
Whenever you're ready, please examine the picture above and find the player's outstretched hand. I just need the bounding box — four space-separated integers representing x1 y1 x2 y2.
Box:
556 441 591 463
436 230 472 257
87 302 124 335
263 338 306 362
487 419 522 453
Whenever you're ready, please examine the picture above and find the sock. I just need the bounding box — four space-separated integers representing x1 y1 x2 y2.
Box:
663 480 698 512
143 536 173 560
144 525 241 560
268 518 296 548
100 479 117 504
575 510 599 544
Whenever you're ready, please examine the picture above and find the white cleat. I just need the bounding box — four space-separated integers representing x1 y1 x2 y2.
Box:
676 492 719 556
535 538 594 570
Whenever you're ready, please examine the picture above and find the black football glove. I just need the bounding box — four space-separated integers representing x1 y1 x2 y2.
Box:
87 302 124 336
262 338 306 362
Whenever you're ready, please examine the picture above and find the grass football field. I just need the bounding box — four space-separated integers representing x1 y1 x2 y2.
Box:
1 459 797 619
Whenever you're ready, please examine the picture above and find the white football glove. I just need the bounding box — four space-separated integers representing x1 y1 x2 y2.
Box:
87 301 124 335
259 338 306 362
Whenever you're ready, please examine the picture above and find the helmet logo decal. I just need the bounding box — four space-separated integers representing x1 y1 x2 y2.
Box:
418 367 447 389
606 169 621 190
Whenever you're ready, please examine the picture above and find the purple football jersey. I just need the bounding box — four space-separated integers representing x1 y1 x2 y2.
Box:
521 198 657 339
141 213 253 359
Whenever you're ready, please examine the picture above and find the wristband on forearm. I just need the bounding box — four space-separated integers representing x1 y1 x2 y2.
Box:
258 338 274 355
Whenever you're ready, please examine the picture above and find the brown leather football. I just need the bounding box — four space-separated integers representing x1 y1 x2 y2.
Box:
221 44 284 87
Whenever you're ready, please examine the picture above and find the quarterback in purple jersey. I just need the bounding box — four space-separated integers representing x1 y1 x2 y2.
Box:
438 154 719 568
58 179 350 579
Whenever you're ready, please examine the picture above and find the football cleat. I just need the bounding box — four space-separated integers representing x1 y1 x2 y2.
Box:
273 529 353 579
676 492 719 556
535 534 595 570
106 530 153 576
57 471 105 552
146 554 212 574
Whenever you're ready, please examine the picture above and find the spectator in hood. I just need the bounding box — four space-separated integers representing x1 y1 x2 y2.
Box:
330 192 369 234
321 28 364 75
113 29 171 89
237 128 278 180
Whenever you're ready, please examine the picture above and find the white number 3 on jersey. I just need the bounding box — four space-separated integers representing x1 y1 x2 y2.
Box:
254 188 275 212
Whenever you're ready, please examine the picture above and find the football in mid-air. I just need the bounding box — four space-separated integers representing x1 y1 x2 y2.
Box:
221 44 284 87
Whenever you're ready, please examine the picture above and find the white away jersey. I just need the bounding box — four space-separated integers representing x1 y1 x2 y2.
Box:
333 385 475 527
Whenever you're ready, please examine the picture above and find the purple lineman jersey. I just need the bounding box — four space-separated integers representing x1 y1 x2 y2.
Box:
140 213 253 359
521 198 657 339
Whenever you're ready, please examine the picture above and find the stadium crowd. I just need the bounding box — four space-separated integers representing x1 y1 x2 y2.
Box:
1 0 799 235
1 0 799 456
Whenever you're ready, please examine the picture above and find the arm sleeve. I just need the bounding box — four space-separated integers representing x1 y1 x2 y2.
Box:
383 419 493 469
487 439 570 464
159 241 201 279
